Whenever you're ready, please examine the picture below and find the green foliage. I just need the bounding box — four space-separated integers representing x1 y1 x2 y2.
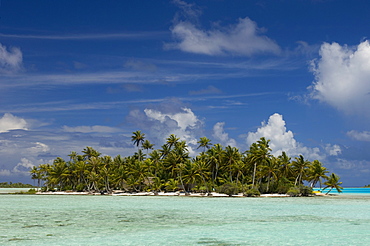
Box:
216 183 240 196
286 185 312 197
299 185 313 196
29 134 336 196
0 182 35 188
244 187 260 197
76 184 86 192
62 185 73 191
14 188 37 194
323 173 343 194
287 187 301 197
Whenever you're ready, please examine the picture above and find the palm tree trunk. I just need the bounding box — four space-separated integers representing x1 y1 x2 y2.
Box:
252 162 257 188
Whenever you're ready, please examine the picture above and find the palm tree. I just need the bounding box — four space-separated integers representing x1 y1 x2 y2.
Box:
30 166 42 190
246 137 272 188
323 173 343 194
142 139 154 154
308 160 329 188
131 130 145 151
82 147 101 160
277 151 292 180
166 134 179 150
260 157 280 192
206 144 224 187
291 155 311 186
224 146 241 183
197 137 212 153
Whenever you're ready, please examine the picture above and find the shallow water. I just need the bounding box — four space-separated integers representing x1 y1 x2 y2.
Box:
1 194 370 245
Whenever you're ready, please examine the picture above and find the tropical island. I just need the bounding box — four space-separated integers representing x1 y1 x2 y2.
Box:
29 131 343 197
0 182 35 188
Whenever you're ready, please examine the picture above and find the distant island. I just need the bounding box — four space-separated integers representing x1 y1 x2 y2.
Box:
29 133 344 196
0 182 35 188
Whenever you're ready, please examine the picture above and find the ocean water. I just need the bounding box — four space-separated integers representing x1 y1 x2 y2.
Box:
1 192 370 245
0 188 33 194
316 187 370 195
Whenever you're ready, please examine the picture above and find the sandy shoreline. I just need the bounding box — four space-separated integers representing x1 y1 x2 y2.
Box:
35 190 323 197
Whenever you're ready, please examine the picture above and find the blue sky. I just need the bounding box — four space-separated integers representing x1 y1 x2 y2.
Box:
1 0 370 186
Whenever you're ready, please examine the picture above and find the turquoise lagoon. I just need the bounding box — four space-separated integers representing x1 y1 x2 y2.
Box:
1 190 370 245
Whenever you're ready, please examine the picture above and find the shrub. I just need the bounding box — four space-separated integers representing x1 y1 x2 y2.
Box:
217 183 240 196
243 188 260 197
287 187 300 197
76 184 85 192
299 185 313 196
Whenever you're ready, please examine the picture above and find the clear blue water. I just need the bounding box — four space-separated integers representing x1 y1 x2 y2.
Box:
314 187 370 195
1 191 370 245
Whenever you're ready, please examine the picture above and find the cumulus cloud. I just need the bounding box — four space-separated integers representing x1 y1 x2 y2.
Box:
62 125 121 133
212 122 237 147
347 130 370 141
144 107 199 131
167 17 280 56
13 158 35 175
0 113 28 133
167 1 280 56
246 113 336 160
324 144 342 156
309 41 370 115
0 43 23 73
0 169 11 176
127 101 204 152
0 127 135 182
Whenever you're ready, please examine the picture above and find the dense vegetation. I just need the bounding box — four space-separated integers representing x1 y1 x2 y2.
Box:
0 182 35 188
30 131 342 196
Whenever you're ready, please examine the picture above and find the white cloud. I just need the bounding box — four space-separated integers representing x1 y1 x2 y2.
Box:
212 122 237 147
309 41 370 115
28 142 50 154
144 107 200 131
167 17 280 56
0 43 23 73
325 144 342 156
0 169 11 176
246 113 327 160
127 103 204 154
62 125 121 133
347 130 370 141
0 113 28 133
13 158 35 175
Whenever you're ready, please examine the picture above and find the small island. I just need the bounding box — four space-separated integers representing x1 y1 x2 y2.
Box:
0 182 35 188
30 132 343 197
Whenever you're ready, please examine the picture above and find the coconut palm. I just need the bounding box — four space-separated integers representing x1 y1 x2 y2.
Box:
260 157 280 192
131 130 145 151
142 139 154 154
82 147 101 160
197 137 212 153
166 134 180 150
224 146 242 183
322 173 343 194
206 143 224 187
246 137 272 188
308 160 329 188
30 166 42 190
291 155 311 186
